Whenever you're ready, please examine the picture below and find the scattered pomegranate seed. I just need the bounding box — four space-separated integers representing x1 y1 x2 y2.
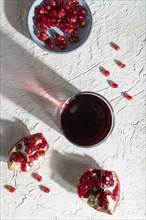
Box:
40 185 50 193
32 173 42 182
119 63 126 68
114 60 126 68
108 80 118 88
99 67 110 77
114 45 120 50
5 185 16 193
103 70 110 77
123 93 133 100
110 42 120 50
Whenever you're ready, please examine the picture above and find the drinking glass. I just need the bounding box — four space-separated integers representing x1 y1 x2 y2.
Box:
59 91 115 147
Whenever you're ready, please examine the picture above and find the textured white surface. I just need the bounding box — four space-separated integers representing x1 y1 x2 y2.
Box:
0 0 145 219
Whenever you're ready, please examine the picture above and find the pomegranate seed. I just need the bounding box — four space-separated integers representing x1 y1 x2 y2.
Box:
103 70 110 77
6 185 16 193
110 42 120 50
48 43 54 48
119 63 126 68
78 15 84 20
74 1 79 7
103 198 109 208
39 8 45 14
74 22 80 28
41 26 47 32
81 8 87 14
28 155 35 162
60 45 66 49
114 45 120 50
21 164 27 172
36 22 42 28
123 93 133 100
27 162 33 166
46 21 51 28
108 80 118 88
32 173 42 182
115 60 126 68
39 150 45 156
46 5 51 11
65 3 70 10
40 185 50 193
50 0 56 7
36 151 40 157
78 19 85 26
34 153 38 160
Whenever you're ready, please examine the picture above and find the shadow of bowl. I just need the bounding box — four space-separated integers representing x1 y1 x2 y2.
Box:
4 0 34 39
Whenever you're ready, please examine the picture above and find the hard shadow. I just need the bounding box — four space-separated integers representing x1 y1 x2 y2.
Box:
114 59 121 66
50 150 101 193
99 66 107 76
110 42 116 48
1 32 80 134
4 0 34 39
0 118 30 161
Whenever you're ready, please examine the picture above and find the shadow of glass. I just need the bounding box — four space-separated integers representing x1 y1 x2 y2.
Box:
4 0 34 39
1 32 80 134
0 118 30 161
50 150 101 193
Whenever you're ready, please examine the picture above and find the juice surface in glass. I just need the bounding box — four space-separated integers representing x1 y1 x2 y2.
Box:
60 92 114 146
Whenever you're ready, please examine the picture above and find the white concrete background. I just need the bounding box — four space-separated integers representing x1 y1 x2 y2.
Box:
0 0 145 219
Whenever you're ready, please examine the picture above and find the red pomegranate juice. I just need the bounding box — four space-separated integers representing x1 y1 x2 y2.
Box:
60 93 113 146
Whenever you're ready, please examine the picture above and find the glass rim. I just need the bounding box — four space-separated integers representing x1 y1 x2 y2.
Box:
59 91 115 147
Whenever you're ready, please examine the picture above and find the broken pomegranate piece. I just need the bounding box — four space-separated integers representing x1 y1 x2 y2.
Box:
8 133 49 172
77 168 120 215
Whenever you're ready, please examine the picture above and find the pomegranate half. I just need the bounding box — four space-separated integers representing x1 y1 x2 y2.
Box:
77 168 120 215
7 133 49 172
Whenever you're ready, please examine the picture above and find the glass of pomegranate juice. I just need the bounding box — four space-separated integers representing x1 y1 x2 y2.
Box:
60 92 115 147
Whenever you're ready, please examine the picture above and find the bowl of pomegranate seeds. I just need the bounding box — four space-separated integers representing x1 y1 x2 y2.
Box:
27 0 93 53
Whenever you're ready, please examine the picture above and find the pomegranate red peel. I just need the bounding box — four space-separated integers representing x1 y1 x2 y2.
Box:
77 168 120 215
7 133 49 172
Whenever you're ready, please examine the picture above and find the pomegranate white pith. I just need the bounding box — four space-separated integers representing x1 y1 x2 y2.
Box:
77 169 120 215
8 133 49 172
